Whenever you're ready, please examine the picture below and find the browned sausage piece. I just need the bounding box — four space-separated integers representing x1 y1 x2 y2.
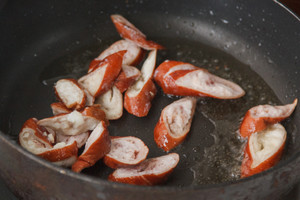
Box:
94 86 123 120
124 50 157 117
81 105 109 126
154 60 245 99
54 79 86 110
19 118 53 153
241 123 287 178
79 50 125 97
38 107 106 136
104 136 149 169
240 98 297 138
95 40 144 66
38 141 78 167
111 14 164 50
72 121 111 172
50 102 72 115
114 65 141 93
108 153 179 185
154 97 197 151
19 118 78 167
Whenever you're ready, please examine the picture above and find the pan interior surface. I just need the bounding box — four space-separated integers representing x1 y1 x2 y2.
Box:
0 0 299 189
0 33 287 186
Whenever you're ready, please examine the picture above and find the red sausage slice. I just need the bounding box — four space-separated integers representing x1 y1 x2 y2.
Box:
114 65 141 93
154 97 197 151
54 79 86 110
51 91 94 115
124 50 157 117
111 14 164 50
79 50 126 97
38 141 78 167
38 106 107 136
240 99 297 138
81 105 109 126
94 40 144 66
19 118 53 153
72 121 111 172
108 153 179 185
241 123 286 178
103 136 149 169
19 118 78 167
56 132 90 149
154 60 245 99
94 86 123 120
50 102 71 115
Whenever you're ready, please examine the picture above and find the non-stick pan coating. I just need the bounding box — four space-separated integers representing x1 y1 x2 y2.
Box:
0 0 300 199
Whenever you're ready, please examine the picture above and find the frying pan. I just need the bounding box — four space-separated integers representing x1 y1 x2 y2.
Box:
0 0 300 199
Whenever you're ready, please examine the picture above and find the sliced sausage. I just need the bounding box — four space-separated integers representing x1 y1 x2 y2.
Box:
38 106 107 136
154 97 196 151
79 50 126 97
81 105 109 125
19 118 53 154
124 50 157 117
108 153 179 185
50 102 72 115
54 79 86 110
56 132 90 149
72 121 111 172
241 123 286 178
38 141 78 167
88 59 104 74
19 118 78 167
93 40 145 66
51 91 94 115
103 136 149 169
114 65 141 93
240 99 297 138
111 14 164 50
154 60 245 99
94 86 123 120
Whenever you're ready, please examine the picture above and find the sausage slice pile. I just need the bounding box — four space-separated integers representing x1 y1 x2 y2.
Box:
18 14 297 186
18 14 179 186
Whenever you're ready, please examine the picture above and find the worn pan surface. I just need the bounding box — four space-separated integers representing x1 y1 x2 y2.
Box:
0 0 300 199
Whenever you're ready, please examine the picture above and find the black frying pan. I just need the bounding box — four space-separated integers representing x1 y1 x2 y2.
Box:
0 0 300 199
